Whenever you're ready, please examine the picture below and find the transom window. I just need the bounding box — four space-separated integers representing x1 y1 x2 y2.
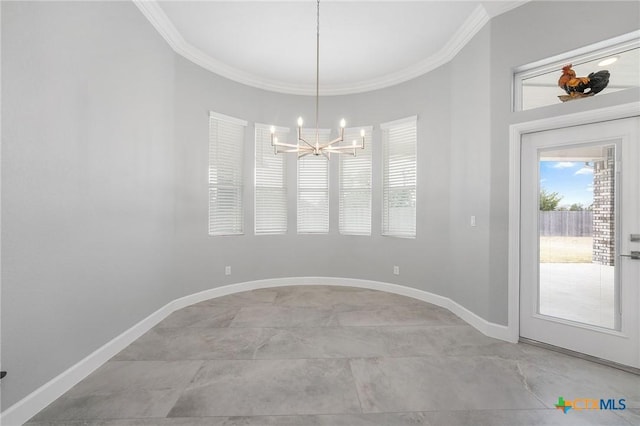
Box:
514 32 639 111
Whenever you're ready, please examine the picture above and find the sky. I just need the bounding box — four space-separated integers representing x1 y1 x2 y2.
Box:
539 161 594 208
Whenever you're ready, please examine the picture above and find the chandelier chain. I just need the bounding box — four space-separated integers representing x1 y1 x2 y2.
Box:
315 0 320 140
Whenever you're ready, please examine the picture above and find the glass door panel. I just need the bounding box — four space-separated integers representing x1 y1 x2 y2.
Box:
538 144 617 329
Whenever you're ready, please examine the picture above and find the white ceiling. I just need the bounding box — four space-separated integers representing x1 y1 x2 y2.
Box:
136 1 529 95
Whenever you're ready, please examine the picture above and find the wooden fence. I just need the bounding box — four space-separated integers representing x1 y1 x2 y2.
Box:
539 211 593 237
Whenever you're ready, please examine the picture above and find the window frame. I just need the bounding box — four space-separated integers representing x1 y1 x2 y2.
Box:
208 111 247 236
254 123 289 235
297 128 331 234
339 126 373 236
381 115 417 239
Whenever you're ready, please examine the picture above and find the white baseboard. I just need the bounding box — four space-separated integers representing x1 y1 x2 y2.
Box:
0 302 174 426
0 277 510 426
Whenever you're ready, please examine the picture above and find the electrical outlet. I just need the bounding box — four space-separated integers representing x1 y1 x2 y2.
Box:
225 266 231 276
393 265 400 275
470 215 476 227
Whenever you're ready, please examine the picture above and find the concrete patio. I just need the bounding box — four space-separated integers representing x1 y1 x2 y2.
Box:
539 263 615 329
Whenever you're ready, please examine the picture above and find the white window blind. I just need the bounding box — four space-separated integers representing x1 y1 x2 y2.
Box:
255 124 288 235
339 127 373 235
208 112 247 236
297 129 331 234
381 116 417 238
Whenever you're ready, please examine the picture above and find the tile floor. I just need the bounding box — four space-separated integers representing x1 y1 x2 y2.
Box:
26 286 640 425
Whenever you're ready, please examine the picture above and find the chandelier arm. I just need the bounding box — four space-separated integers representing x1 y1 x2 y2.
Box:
278 148 305 153
324 148 355 156
273 142 302 149
297 136 316 150
324 147 357 153
325 143 360 150
327 151 355 156
325 136 366 150
324 150 356 157
324 136 346 147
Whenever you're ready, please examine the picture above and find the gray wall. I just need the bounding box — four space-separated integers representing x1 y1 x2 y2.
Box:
1 1 176 409
2 0 639 413
448 24 492 320
173 54 453 302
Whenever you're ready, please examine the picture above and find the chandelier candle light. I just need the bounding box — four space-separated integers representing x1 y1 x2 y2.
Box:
270 0 365 159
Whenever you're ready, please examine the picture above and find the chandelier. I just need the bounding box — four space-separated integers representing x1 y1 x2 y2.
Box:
270 0 365 159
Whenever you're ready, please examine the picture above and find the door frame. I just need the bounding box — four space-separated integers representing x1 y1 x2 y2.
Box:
507 102 640 344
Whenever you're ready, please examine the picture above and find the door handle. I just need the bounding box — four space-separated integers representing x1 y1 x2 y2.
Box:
620 251 640 260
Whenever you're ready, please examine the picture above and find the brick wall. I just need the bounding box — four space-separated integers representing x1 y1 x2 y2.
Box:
592 147 615 265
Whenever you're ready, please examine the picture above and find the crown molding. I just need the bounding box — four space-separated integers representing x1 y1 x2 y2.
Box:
483 0 530 18
133 1 490 96
132 0 268 87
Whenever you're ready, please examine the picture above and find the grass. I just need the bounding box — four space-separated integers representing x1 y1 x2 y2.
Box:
539 236 593 263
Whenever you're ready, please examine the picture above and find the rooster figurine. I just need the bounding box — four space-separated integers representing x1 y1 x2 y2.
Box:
558 64 610 102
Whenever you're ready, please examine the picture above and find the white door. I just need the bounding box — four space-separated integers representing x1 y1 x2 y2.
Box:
520 117 640 368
